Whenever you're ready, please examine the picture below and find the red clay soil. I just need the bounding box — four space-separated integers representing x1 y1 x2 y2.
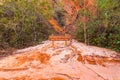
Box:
0 40 120 80
48 0 96 35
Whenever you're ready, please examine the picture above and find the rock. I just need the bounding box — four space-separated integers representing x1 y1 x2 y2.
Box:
0 40 120 80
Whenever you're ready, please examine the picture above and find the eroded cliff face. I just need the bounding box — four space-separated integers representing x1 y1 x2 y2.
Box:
0 40 120 80
50 0 96 35
62 0 96 24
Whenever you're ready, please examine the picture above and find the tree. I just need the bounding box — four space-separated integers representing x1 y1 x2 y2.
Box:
0 0 53 49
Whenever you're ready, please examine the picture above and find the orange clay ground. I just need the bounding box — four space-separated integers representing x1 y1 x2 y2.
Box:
0 40 120 80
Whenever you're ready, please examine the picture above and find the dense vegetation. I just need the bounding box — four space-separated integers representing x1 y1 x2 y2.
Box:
0 0 120 52
77 0 120 52
0 0 54 48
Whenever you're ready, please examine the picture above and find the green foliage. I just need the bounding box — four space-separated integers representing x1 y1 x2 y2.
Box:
0 0 53 49
38 1 54 19
77 0 120 52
